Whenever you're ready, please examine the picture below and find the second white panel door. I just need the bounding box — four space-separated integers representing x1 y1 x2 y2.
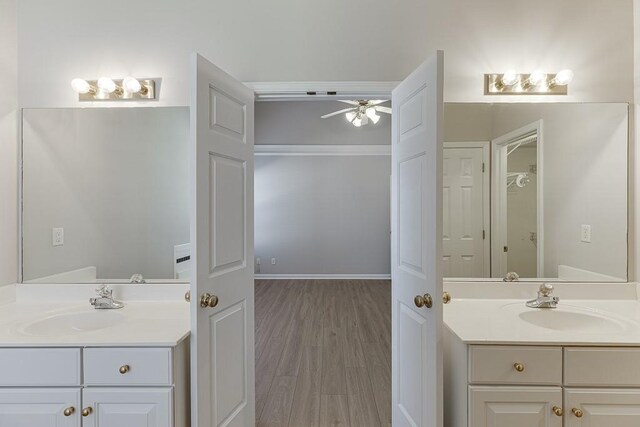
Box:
81 388 172 427
469 386 562 427
565 388 640 426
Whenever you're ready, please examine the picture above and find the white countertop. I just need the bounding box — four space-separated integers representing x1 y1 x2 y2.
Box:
0 284 190 347
444 298 640 346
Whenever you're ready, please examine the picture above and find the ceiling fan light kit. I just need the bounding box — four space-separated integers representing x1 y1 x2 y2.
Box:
321 99 391 127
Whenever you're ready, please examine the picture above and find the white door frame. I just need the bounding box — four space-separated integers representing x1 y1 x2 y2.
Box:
245 81 397 101
444 141 490 277
491 120 544 278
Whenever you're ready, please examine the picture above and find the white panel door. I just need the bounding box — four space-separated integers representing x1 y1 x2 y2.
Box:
391 51 444 427
0 388 81 427
565 388 640 426
190 53 255 427
442 147 486 277
470 386 562 427
82 388 172 427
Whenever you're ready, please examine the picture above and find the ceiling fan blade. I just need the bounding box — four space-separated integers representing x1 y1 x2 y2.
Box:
374 106 392 114
321 107 357 119
337 100 360 106
368 100 389 106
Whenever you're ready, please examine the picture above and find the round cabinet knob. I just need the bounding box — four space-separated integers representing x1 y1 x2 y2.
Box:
184 291 190 302
200 293 219 308
552 406 563 416
572 408 583 418
442 292 452 304
119 364 130 374
414 293 433 309
63 407 75 416
82 407 93 417
513 362 525 372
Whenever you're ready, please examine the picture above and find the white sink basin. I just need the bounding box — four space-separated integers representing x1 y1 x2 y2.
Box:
20 310 125 337
501 303 637 333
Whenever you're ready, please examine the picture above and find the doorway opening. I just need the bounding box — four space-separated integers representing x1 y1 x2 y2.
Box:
252 97 393 426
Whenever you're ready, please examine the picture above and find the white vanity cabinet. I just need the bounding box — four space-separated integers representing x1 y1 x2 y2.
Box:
444 329 640 426
0 341 189 427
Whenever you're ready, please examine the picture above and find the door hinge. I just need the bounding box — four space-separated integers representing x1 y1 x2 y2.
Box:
483 230 486 240
504 246 509 253
482 162 485 173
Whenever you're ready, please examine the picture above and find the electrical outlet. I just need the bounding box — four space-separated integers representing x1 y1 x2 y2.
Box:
52 228 64 246
256 257 261 265
271 257 277 265
581 224 592 243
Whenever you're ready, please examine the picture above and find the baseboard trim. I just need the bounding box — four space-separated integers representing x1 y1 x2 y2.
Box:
254 274 391 280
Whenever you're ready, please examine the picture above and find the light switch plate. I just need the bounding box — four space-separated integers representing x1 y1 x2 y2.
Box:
52 228 64 246
271 257 277 265
581 224 591 243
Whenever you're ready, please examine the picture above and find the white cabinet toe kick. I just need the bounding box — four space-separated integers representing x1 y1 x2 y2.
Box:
0 340 190 427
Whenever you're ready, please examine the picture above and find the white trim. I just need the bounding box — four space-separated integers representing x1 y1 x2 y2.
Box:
254 274 391 280
491 120 544 278
254 144 391 156
245 81 397 101
444 142 491 277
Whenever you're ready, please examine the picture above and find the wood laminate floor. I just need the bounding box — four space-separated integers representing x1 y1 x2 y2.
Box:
255 279 391 427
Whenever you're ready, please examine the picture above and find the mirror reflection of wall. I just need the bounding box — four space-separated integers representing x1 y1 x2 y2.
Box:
444 103 628 282
22 107 190 283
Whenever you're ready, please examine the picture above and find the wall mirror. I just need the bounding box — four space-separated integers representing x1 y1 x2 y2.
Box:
444 103 628 282
21 107 190 283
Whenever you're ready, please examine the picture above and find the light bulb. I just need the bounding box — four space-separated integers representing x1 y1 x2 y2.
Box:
352 115 362 127
501 70 519 86
553 69 574 86
97 77 117 93
70 78 93 94
528 70 547 86
346 111 357 122
122 76 142 93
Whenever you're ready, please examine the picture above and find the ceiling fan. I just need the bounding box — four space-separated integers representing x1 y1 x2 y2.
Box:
321 100 391 127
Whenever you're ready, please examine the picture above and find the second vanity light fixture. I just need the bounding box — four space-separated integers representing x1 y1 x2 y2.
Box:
70 77 156 101
485 69 574 95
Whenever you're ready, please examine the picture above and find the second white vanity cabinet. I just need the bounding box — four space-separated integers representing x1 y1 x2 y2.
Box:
445 330 640 426
0 341 189 427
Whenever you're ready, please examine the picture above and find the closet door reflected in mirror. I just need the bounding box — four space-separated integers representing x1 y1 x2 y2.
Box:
443 103 628 282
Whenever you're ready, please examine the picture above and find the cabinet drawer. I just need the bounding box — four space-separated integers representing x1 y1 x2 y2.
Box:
0 348 81 386
469 345 562 385
84 347 172 386
565 347 640 386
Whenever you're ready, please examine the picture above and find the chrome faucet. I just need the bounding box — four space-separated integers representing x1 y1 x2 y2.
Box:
130 274 146 284
90 285 124 309
526 284 559 309
503 271 520 282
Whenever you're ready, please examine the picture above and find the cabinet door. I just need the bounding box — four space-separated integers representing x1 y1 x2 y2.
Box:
0 388 81 427
469 386 562 427
565 388 640 426
82 388 172 427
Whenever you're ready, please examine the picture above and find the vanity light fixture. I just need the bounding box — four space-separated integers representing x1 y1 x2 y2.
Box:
485 69 574 95
70 76 157 101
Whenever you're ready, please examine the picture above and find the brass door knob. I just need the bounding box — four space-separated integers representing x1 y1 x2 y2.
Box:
200 293 219 308
442 292 451 304
513 362 525 372
552 406 563 416
119 364 130 374
82 407 93 417
63 407 75 416
414 293 433 308
572 408 583 418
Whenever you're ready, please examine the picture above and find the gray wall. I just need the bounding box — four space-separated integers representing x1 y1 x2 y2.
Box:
22 107 190 281
0 0 17 286
255 101 391 275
